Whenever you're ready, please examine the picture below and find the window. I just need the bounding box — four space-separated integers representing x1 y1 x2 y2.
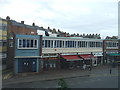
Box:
27 40 30 47
51 40 53 48
34 40 37 48
18 39 38 49
62 41 64 48
0 42 2 46
42 40 45 48
96 42 102 47
31 40 33 47
47 40 51 48
19 39 22 48
89 41 96 47
65 41 68 48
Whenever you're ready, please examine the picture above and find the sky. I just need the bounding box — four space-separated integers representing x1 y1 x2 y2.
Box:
0 0 119 39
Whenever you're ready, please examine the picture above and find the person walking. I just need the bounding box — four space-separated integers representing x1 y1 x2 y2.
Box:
83 64 86 70
88 66 91 75
89 66 91 71
110 68 112 74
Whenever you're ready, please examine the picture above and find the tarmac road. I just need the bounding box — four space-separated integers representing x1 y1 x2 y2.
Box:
3 74 118 88
3 65 118 88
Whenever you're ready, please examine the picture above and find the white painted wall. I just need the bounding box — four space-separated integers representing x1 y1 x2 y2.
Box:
42 48 102 54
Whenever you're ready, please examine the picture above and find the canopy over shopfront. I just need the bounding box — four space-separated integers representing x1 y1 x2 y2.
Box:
107 53 120 62
107 53 120 56
79 54 95 60
61 55 83 61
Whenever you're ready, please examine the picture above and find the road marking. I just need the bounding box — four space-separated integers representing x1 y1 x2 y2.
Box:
3 72 13 80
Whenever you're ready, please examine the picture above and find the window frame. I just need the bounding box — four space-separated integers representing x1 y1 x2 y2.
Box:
18 38 38 49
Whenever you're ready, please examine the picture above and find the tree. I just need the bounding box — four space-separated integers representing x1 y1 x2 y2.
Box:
58 78 68 89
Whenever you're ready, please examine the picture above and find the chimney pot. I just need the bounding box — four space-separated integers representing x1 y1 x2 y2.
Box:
6 16 10 20
21 21 24 24
32 22 35 26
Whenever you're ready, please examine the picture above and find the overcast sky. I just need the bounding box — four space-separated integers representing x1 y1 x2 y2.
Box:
0 0 119 38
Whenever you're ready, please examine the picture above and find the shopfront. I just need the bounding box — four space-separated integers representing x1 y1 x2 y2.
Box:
15 58 40 73
42 57 59 70
60 55 83 69
107 53 120 65
79 54 95 67
94 53 103 66
14 34 42 74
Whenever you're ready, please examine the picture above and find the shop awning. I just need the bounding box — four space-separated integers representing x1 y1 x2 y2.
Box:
79 54 95 59
107 53 120 56
61 55 82 61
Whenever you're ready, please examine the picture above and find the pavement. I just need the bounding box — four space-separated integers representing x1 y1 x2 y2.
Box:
2 64 114 86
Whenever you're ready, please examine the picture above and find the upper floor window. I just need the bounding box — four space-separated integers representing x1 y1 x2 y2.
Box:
18 39 38 49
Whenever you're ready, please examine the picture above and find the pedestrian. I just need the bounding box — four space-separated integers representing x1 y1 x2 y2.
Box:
89 66 91 72
88 66 91 75
89 66 91 71
83 64 86 70
110 68 111 74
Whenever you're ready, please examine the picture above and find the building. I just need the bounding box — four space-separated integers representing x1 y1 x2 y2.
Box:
7 34 42 74
42 36 103 70
6 16 39 69
103 39 119 64
3 17 120 74
7 33 104 74
0 17 7 69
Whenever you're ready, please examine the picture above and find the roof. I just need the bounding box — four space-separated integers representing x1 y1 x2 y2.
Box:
43 36 103 41
10 20 45 30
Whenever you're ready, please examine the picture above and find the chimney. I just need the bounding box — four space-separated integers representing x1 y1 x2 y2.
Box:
6 16 10 20
48 27 50 29
21 21 24 24
32 22 35 26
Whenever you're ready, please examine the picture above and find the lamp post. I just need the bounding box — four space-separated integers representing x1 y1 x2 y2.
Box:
89 52 92 75
90 52 93 67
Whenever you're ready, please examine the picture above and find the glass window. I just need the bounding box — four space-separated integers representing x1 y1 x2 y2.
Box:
65 41 68 48
48 40 50 48
34 40 37 48
51 40 53 48
19 39 22 48
42 40 44 48
45 40 47 48
18 39 38 49
27 40 29 47
60 40 62 48
62 41 64 48
31 40 33 47
23 39 26 47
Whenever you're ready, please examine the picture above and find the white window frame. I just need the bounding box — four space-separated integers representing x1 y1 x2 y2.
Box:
18 39 38 49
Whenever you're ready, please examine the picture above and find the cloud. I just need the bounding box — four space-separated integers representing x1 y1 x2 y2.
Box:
0 0 118 38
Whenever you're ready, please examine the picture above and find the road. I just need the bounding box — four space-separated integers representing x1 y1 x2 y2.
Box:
3 66 118 88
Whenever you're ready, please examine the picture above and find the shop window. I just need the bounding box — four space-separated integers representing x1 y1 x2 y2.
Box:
53 64 56 68
50 64 52 68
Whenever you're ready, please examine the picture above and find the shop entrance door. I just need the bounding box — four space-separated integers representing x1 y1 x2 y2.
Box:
18 58 36 73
